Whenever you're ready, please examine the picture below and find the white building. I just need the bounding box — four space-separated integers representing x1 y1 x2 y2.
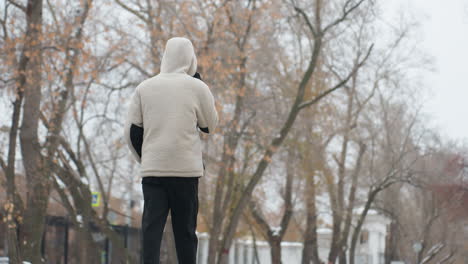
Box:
196 211 390 264
317 211 390 264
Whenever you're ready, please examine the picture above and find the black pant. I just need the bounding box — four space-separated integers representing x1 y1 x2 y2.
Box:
141 176 199 264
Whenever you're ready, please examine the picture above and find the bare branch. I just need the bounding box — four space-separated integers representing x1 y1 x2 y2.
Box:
115 0 149 23
420 243 445 264
46 0 59 26
298 43 374 110
293 6 318 37
7 0 26 12
0 3 9 40
59 136 87 178
238 110 256 138
124 58 152 77
437 250 457 264
323 0 366 33
97 81 139 91
0 157 6 171
248 200 272 238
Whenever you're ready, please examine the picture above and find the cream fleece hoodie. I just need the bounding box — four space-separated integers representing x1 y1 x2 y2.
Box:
124 37 218 177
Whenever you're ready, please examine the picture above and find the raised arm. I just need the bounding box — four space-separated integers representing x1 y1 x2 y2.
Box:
124 87 144 163
196 84 218 134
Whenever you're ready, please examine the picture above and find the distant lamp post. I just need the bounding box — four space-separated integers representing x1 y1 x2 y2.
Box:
413 242 423 264
412 242 422 253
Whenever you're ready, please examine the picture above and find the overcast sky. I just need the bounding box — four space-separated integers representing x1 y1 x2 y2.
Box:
386 0 468 142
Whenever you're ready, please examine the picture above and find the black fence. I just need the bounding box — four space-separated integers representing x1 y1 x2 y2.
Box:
0 215 142 264
44 215 142 264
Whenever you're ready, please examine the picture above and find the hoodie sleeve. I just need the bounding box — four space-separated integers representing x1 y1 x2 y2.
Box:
124 87 144 163
196 84 218 134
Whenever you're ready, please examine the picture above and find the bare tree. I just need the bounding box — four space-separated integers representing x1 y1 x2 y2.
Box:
211 1 373 262
248 146 296 264
379 144 466 264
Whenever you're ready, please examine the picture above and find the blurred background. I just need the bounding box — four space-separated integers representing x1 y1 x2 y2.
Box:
0 0 467 263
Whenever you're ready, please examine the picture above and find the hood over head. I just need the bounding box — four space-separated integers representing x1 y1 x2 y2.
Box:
160 37 197 76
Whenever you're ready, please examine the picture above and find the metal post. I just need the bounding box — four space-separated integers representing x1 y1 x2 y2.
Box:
124 225 129 249
105 237 110 264
41 219 46 259
64 218 69 264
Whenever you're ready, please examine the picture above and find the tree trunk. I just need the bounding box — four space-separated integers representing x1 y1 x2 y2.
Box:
215 29 325 264
302 172 320 264
4 37 29 264
77 226 99 263
18 1 45 263
349 189 378 264
384 220 399 264
208 50 249 264
248 147 295 264
339 251 347 264
207 151 231 264
270 238 282 264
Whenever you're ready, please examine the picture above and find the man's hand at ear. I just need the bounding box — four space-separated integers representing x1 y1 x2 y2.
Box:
193 72 202 80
